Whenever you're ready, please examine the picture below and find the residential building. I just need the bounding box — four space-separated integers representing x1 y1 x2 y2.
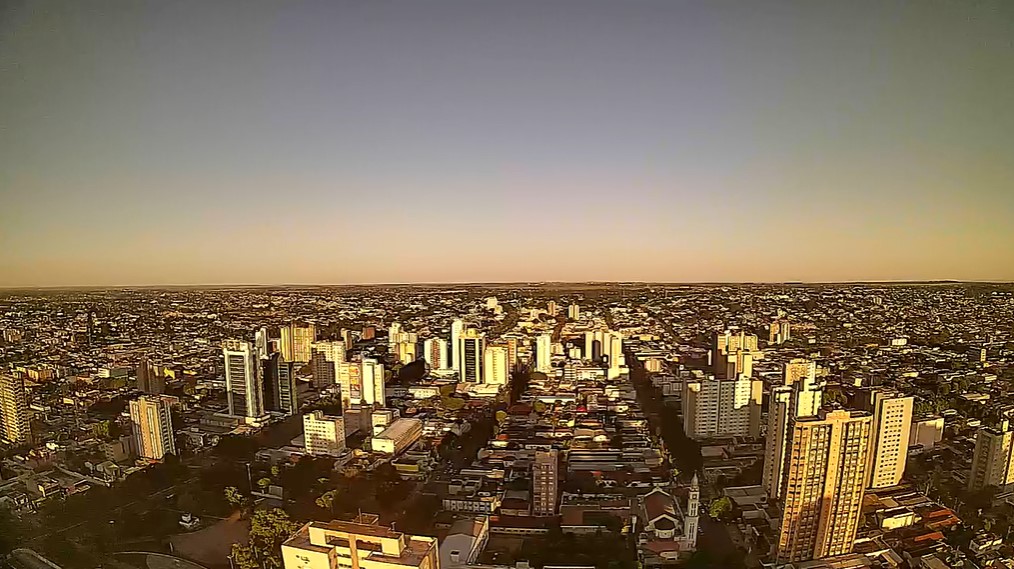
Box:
533 449 559 516
776 410 873 564
303 411 346 457
857 388 913 489
763 359 826 500
968 420 1014 491
483 345 508 385
713 330 761 379
310 341 346 389
280 323 316 363
0 374 30 445
458 329 485 383
129 395 176 460
535 334 553 374
568 304 580 320
451 319 465 374
361 358 386 406
682 375 762 438
281 515 438 569
424 338 448 370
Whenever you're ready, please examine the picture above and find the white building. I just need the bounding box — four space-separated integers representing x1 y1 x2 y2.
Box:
371 418 423 455
451 319 465 374
535 334 553 374
303 411 346 457
483 345 508 385
682 375 761 439
222 340 266 422
361 358 386 406
424 338 449 370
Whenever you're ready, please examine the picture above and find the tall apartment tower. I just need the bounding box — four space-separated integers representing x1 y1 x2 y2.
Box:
483 345 508 385
361 358 386 406
763 359 826 499
968 420 1014 491
0 374 30 445
423 338 449 370
457 330 485 383
129 395 176 460
533 449 559 516
857 388 913 489
280 323 316 363
536 334 553 374
450 319 465 374
505 337 518 374
776 410 873 564
223 340 265 421
303 411 347 457
683 375 762 439
310 341 346 389
136 357 165 395
713 330 761 379
568 304 580 320
546 301 558 316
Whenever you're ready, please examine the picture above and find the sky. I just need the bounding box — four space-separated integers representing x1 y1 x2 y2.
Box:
2 0 1013 286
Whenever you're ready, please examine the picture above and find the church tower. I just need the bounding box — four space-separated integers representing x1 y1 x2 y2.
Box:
684 474 700 549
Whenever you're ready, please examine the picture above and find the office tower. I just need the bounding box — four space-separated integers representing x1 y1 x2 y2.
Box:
281 514 438 569
280 323 316 363
136 357 165 395
483 345 508 385
535 334 553 373
713 330 761 379
311 341 346 389
361 358 386 406
223 339 265 421
423 338 449 370
338 361 362 405
129 395 176 460
450 319 465 374
857 389 913 489
0 374 29 445
533 449 559 516
968 420 1014 491
303 411 346 456
255 327 271 360
776 410 873 564
266 355 298 415
458 329 485 383
546 301 557 316
568 304 580 320
682 375 762 438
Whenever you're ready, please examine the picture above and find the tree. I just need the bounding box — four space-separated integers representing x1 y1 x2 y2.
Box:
442 396 465 410
224 486 248 511
316 489 338 514
246 508 300 569
257 477 272 491
495 410 508 424
709 496 734 520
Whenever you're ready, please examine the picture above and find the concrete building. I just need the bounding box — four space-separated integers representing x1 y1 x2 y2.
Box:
483 345 508 385
129 395 176 460
338 362 363 406
303 411 346 457
0 374 29 445
969 420 1014 491
568 304 580 320
371 418 423 455
533 449 559 516
682 375 762 439
424 338 448 371
776 410 873 564
311 341 346 389
281 323 316 363
457 329 484 383
713 330 761 379
361 358 386 407
440 516 490 569
910 416 944 449
451 319 465 374
222 340 266 422
282 515 438 569
764 360 826 499
535 334 553 374
857 389 913 489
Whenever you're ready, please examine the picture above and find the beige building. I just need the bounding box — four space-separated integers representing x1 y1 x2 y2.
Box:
968 420 1014 491
371 418 423 455
777 410 872 564
857 389 913 489
282 514 438 569
682 375 762 439
910 416 944 449
533 449 559 516
763 360 825 500
281 323 316 363
713 330 762 379
303 411 347 457
223 339 266 421
482 345 508 385
129 395 176 460
0 374 30 445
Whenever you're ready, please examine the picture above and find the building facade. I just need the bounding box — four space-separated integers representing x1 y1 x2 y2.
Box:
682 375 762 439
303 411 347 456
282 515 438 569
0 374 29 445
223 339 265 421
533 449 559 516
129 395 176 460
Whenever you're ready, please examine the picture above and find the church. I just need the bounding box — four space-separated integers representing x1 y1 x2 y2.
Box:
636 475 700 565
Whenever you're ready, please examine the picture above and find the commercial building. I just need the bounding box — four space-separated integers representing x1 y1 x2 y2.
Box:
857 388 913 489
281 323 316 363
968 420 1014 491
483 345 508 385
281 514 438 569
223 340 266 421
129 395 176 460
533 449 559 516
303 411 346 457
0 374 29 445
371 418 423 455
682 375 762 439
776 410 873 564
457 329 485 383
264 354 298 415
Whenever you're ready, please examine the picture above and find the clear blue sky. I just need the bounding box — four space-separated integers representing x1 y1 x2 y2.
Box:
2 0 1012 286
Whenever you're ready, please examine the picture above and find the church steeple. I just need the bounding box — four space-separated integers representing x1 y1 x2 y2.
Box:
684 473 700 549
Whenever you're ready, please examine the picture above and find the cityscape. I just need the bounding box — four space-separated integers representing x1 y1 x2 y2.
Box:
3 1 1014 569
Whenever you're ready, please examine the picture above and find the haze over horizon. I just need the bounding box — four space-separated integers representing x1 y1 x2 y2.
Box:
3 0 1013 287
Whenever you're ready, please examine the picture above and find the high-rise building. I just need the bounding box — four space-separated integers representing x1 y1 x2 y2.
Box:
281 514 438 569
311 341 346 389
533 449 559 516
280 323 316 363
763 360 826 500
505 337 518 374
338 361 363 405
682 375 762 438
535 334 553 374
568 304 580 320
255 327 271 360
136 357 165 395
129 395 176 460
0 374 30 445
483 345 508 385
423 338 449 370
361 358 386 406
263 354 298 415
223 340 265 421
303 411 346 457
968 420 1014 491
713 330 761 379
458 329 485 383
546 301 558 316
450 319 465 374
769 319 792 345
776 410 873 564
857 388 913 489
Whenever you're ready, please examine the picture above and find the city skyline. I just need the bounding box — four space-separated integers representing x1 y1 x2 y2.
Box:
3 0 1013 286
